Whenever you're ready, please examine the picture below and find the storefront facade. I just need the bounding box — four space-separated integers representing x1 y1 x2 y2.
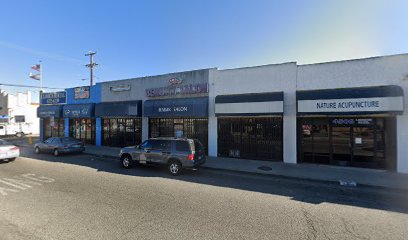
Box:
37 91 67 141
39 54 408 173
63 84 101 145
209 63 298 163
296 86 403 170
296 55 408 173
215 92 284 160
144 97 209 149
37 104 65 141
95 100 142 147
99 69 210 148
64 103 96 144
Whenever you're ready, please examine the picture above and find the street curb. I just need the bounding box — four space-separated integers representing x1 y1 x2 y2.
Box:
202 166 408 194
18 145 408 193
83 152 118 160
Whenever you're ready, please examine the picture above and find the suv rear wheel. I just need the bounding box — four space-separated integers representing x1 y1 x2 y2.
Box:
168 160 182 176
121 154 133 169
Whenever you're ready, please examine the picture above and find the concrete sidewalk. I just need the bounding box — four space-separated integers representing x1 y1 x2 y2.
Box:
83 144 408 191
8 137 408 191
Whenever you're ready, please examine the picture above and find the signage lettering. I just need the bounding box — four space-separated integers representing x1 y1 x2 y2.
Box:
298 96 403 113
41 91 66 105
332 118 373 125
158 106 188 113
146 83 208 97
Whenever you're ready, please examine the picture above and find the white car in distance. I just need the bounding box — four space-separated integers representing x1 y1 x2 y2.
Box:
0 139 19 162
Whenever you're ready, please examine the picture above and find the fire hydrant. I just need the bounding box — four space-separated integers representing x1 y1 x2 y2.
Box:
28 136 33 145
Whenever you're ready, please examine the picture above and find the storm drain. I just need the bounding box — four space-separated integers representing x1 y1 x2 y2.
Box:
258 166 272 171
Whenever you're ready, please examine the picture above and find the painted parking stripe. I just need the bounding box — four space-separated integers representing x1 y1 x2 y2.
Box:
0 173 55 196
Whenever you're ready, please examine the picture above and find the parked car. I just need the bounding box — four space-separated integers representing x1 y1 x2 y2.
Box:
0 139 19 162
119 138 206 175
34 137 85 156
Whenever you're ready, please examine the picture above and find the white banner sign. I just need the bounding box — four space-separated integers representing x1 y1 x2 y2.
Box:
298 96 403 113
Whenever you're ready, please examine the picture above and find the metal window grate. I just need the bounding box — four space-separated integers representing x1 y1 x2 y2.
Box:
217 117 283 161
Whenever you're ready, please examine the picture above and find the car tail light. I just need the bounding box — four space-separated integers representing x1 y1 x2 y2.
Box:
187 154 194 161
11 147 19 151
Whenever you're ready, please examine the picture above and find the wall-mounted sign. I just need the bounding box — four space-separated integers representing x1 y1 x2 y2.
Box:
110 85 131 92
14 115 25 123
168 78 183 85
144 97 209 117
145 83 208 98
298 96 404 113
331 118 373 126
74 86 90 99
63 104 94 118
41 91 67 104
37 105 63 118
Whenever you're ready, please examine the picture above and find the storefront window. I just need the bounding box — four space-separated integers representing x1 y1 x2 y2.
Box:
69 118 95 144
102 118 142 147
43 118 65 139
218 117 283 161
149 118 208 152
298 118 389 169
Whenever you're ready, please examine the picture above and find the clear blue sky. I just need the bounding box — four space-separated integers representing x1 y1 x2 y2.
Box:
1 0 408 94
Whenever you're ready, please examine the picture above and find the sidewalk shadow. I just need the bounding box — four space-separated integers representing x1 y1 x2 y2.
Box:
18 146 408 215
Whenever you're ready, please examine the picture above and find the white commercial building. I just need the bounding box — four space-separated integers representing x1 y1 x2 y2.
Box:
210 54 407 173
0 90 39 136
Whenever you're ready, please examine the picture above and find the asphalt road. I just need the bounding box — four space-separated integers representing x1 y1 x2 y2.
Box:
1 147 408 240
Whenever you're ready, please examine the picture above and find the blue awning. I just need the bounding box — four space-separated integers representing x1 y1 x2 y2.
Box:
95 101 142 117
144 97 208 117
63 104 95 118
37 105 63 118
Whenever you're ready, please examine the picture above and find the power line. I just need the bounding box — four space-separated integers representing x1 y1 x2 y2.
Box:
0 83 64 90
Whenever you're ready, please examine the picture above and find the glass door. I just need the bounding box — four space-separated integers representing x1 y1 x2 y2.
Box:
331 126 352 165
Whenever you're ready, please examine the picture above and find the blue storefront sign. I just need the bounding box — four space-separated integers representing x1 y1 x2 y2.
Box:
63 104 95 118
37 105 63 118
41 91 67 105
144 97 208 117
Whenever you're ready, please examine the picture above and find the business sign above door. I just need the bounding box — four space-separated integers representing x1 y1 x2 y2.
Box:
145 80 208 97
63 104 94 118
297 85 404 115
144 97 208 117
41 91 67 104
298 97 404 113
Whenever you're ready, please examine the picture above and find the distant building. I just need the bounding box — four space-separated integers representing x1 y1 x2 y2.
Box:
0 90 39 135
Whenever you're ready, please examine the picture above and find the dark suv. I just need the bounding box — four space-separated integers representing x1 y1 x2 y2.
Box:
119 138 206 175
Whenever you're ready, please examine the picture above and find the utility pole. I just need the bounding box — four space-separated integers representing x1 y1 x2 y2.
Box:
85 51 98 86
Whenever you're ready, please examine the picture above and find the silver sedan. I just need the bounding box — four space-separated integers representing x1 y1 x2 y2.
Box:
0 139 19 162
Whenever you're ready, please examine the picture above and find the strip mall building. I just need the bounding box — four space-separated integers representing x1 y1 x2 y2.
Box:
38 54 408 173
